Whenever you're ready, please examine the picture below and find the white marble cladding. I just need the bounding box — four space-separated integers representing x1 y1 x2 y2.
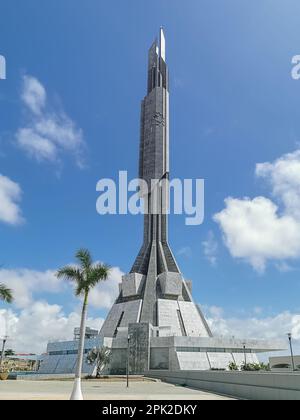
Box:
158 272 182 296
157 300 182 336
175 351 260 371
178 301 210 337
232 353 259 366
176 352 210 370
99 299 142 338
157 299 210 337
121 273 144 297
207 352 234 370
170 335 285 352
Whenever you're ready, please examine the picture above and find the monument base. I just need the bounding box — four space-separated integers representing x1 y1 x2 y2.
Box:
39 322 284 375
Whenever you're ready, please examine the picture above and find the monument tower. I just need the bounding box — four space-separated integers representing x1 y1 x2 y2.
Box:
39 30 283 376
98 29 213 369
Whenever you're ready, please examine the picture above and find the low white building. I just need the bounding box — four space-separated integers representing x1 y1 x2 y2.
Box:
269 355 300 372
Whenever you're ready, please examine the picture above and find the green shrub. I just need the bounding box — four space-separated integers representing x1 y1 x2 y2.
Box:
228 362 239 371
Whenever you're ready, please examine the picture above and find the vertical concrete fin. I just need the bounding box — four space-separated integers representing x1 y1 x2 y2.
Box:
140 242 158 325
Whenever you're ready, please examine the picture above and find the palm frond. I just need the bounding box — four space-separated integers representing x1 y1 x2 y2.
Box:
88 264 111 288
76 249 92 271
57 250 111 300
75 283 86 297
0 284 13 303
56 266 82 282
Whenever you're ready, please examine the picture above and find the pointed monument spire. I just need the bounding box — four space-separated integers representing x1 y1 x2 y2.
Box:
159 27 166 61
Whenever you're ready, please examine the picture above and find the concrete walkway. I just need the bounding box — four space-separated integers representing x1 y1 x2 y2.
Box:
0 379 235 400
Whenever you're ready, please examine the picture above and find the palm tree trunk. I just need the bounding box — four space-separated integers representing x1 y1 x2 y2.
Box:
70 291 88 400
76 291 88 378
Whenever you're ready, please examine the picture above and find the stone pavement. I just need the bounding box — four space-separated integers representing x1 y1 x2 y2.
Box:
0 379 235 400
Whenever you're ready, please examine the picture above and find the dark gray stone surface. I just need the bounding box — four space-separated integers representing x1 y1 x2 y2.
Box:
128 323 150 374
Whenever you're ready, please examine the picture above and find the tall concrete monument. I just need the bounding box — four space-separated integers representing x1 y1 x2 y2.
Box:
99 28 212 344
39 30 283 375
95 29 282 374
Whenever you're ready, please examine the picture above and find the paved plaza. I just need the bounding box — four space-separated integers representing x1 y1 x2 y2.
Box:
0 379 235 400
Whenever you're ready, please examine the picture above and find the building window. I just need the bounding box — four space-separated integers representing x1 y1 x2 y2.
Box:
272 364 291 369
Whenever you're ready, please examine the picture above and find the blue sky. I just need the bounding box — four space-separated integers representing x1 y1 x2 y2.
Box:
1 0 300 353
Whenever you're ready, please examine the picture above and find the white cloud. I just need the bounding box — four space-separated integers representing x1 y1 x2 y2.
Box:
214 196 300 272
214 149 300 272
256 149 300 219
0 268 63 309
21 75 46 115
177 246 192 258
0 174 24 225
17 128 57 162
207 305 224 318
0 304 104 354
253 306 263 315
16 75 85 167
89 266 123 309
0 265 123 311
202 230 218 265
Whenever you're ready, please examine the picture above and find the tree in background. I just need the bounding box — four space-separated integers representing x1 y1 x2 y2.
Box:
87 346 111 378
0 284 13 303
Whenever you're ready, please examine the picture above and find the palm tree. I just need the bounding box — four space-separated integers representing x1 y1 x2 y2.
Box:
86 346 111 378
57 248 110 400
0 284 13 303
4 349 15 357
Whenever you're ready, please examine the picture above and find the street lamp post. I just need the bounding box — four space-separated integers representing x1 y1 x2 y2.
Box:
287 333 296 372
242 342 247 368
126 334 131 388
0 336 8 367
